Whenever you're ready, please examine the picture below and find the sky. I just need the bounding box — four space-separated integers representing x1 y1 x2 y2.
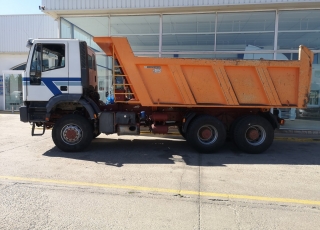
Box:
0 0 43 15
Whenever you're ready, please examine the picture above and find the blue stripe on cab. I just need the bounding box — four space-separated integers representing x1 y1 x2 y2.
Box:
23 77 81 81
23 77 82 95
42 79 62 95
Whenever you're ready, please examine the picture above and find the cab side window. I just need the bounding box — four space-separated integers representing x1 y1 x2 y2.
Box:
92 55 96 70
42 44 65 71
88 55 93 69
30 43 65 85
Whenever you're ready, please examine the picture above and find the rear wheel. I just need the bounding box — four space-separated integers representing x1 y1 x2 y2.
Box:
186 115 226 153
233 115 274 154
178 126 186 139
52 114 93 152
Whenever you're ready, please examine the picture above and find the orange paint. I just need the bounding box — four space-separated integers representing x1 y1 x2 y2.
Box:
93 36 313 108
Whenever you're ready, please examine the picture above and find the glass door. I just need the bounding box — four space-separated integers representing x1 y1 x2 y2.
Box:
2 70 24 111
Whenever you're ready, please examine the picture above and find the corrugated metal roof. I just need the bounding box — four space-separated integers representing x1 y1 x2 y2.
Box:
41 0 320 13
0 14 58 53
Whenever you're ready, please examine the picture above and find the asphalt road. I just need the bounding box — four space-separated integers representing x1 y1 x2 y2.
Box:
0 114 320 229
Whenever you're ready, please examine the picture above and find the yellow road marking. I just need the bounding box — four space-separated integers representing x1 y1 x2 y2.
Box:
1 175 320 206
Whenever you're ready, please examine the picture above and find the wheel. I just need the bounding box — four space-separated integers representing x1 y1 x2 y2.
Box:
233 115 274 154
186 115 226 153
52 114 93 152
178 126 186 139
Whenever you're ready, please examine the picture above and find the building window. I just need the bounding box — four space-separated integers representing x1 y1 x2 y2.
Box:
216 11 275 51
162 14 215 53
111 15 160 52
278 10 320 50
309 90 319 106
61 18 72 38
61 17 108 51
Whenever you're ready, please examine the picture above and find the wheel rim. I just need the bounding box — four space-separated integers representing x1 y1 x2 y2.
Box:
197 125 218 145
245 125 266 146
61 124 83 145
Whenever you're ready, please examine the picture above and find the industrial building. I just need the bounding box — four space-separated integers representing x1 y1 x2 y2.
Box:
1 0 320 129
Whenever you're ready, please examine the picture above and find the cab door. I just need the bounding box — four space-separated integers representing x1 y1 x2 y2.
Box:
26 41 68 101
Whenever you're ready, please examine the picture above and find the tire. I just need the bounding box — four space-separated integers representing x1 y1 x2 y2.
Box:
233 115 274 154
178 126 186 139
186 115 226 153
52 114 93 152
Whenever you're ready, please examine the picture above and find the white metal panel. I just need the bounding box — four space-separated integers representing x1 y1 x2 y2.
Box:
68 40 82 95
41 0 320 11
0 54 27 71
0 15 58 53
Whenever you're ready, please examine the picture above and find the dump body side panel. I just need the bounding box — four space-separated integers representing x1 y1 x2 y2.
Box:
93 37 313 108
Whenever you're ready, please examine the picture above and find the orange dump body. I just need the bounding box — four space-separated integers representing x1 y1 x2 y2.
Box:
94 37 313 108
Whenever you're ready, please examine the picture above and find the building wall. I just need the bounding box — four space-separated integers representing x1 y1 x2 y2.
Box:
0 54 27 71
0 14 58 110
0 14 58 53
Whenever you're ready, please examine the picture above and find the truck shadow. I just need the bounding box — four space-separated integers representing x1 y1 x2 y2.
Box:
43 136 320 167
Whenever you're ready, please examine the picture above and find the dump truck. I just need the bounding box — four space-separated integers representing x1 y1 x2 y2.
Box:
19 37 313 154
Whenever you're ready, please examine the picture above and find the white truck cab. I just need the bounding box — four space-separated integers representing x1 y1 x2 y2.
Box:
24 39 84 102
20 38 98 135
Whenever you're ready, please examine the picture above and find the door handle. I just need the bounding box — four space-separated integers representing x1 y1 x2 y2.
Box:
60 86 68 91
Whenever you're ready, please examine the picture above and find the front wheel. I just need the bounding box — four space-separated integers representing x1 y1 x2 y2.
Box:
233 115 274 154
52 114 93 152
186 115 226 153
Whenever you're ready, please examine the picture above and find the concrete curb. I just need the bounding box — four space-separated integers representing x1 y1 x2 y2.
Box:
0 111 19 114
274 136 320 142
276 129 320 135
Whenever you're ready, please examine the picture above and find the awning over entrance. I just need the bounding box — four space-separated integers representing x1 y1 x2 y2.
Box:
40 0 320 17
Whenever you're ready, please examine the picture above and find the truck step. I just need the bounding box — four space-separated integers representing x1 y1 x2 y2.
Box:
31 122 45 136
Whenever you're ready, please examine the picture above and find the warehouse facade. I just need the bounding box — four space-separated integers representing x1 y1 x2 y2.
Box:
2 0 320 130
45 0 320 123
